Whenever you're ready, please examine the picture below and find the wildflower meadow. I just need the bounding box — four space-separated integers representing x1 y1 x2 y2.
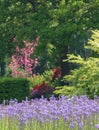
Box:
0 95 99 130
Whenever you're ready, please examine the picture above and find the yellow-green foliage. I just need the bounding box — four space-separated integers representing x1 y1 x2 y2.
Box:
29 70 53 89
29 75 45 89
63 30 99 98
85 30 99 54
43 69 53 85
54 86 76 97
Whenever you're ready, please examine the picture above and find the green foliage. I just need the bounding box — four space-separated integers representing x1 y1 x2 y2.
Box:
29 70 53 89
43 69 62 88
54 86 76 97
0 77 30 103
29 75 45 89
0 0 99 74
85 30 99 55
29 69 60 99
29 69 61 92
63 30 99 98
43 69 53 85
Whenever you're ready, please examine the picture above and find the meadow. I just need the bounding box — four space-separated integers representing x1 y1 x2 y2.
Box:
0 95 99 130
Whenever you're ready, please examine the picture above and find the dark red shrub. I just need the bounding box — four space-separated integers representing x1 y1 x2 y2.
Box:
51 67 61 82
30 67 61 99
30 81 54 98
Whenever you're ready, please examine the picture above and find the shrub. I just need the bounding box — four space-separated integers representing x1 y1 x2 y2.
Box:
30 81 54 99
51 67 61 82
54 86 76 97
62 30 99 98
9 37 39 78
29 68 62 98
0 77 30 103
29 74 45 89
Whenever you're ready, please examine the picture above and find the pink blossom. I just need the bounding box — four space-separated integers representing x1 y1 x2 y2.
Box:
9 37 39 77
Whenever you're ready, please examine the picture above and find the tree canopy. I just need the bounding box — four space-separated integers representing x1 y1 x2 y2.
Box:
0 0 99 76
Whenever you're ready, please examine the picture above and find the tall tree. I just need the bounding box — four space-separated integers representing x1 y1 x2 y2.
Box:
0 0 99 76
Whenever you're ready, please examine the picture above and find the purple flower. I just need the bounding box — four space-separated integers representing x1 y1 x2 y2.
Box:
95 124 99 129
70 121 76 129
0 95 99 129
78 121 84 129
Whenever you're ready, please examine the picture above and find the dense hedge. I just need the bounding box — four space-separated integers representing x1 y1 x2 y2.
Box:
0 78 30 103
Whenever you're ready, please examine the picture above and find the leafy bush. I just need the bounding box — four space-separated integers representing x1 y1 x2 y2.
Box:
62 30 99 98
9 38 39 78
0 77 30 103
29 68 62 98
29 74 45 89
54 86 76 97
30 81 54 99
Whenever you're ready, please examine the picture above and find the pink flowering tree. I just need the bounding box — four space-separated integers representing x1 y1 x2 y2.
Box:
9 37 39 77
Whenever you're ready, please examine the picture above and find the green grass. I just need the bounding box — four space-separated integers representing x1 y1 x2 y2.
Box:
0 116 99 130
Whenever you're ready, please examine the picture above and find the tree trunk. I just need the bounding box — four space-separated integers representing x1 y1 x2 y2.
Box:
60 45 69 84
0 62 6 77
